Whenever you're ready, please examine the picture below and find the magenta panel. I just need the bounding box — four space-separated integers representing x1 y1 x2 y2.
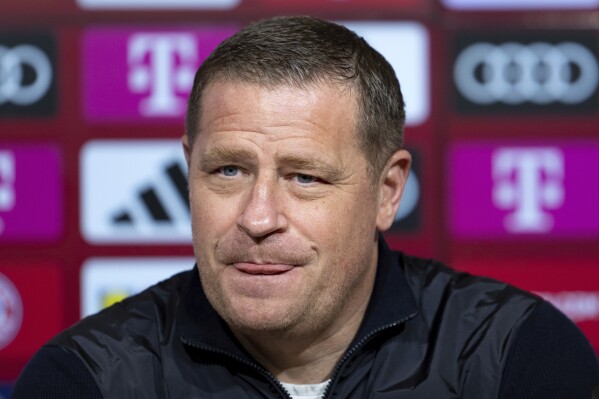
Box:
0 144 62 242
82 26 238 123
449 141 599 238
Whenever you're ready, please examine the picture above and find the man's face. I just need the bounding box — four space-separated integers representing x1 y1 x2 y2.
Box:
184 81 399 339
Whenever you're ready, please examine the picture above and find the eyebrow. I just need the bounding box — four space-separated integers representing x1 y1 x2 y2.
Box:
277 154 343 181
199 146 257 169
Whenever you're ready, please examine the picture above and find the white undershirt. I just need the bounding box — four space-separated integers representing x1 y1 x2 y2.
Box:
280 380 330 399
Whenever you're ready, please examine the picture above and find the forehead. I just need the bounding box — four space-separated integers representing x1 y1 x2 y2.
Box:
197 80 358 143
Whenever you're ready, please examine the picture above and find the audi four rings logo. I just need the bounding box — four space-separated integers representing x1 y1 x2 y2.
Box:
454 41 599 105
0 35 55 115
0 44 52 105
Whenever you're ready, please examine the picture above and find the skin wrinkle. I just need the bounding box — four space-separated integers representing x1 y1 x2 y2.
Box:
183 80 411 384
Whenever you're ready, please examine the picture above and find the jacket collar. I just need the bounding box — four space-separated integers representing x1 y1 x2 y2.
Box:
352 238 418 345
177 238 418 359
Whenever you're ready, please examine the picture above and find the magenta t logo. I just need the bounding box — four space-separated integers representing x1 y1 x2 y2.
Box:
449 142 599 238
127 33 198 117
492 147 565 233
0 151 16 212
83 27 237 122
0 144 62 241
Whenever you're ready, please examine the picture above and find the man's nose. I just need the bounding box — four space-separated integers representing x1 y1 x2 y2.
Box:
237 175 288 238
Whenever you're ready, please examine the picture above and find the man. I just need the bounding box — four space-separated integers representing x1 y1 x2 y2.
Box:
14 16 599 398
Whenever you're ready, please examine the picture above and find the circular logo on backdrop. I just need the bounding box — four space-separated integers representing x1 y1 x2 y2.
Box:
0 44 53 106
0 272 23 349
394 171 420 222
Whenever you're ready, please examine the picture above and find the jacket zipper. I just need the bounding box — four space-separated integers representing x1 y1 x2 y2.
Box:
321 312 417 399
181 337 294 399
182 311 416 399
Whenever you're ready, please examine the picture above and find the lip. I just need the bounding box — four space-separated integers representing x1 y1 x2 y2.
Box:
233 262 295 275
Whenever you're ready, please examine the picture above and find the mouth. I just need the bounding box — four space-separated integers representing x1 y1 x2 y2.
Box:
233 262 296 275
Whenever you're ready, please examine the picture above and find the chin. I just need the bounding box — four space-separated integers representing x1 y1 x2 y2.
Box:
227 311 296 335
225 296 308 332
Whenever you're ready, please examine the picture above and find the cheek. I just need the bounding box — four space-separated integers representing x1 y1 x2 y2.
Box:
328 194 378 256
291 193 375 250
289 197 341 235
189 184 239 244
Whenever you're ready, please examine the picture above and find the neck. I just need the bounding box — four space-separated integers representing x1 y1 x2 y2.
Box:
234 294 371 384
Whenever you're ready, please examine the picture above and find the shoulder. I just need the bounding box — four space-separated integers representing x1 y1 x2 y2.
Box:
400 254 541 328
21 269 195 394
398 253 599 396
12 345 102 398
53 268 193 348
499 300 599 398
397 253 542 374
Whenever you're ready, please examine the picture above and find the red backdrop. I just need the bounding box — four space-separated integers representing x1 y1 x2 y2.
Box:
1 0 598 389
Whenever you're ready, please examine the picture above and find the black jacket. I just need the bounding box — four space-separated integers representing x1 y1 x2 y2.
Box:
13 241 599 398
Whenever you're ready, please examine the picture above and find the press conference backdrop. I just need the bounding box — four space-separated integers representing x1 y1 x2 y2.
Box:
1 0 599 391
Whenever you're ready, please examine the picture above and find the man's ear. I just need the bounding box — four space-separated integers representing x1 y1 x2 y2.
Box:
376 149 411 232
182 135 191 166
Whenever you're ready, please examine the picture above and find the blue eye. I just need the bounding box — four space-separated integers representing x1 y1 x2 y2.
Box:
296 174 316 184
220 166 238 177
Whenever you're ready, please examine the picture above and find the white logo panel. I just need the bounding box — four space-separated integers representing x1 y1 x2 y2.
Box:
81 257 194 318
443 0 599 10
537 291 599 323
78 0 240 9
342 22 430 126
81 140 190 244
